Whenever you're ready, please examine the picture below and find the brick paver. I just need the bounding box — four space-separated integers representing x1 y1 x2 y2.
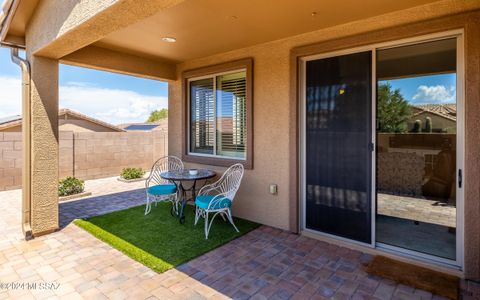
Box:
378 193 456 228
0 177 478 299
59 189 145 228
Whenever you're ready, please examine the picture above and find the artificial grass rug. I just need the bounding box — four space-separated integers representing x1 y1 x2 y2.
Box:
74 202 260 273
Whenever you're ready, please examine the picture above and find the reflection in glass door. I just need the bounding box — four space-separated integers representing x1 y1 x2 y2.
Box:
375 38 458 260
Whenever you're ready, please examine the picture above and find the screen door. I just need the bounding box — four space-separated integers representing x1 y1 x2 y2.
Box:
305 51 373 243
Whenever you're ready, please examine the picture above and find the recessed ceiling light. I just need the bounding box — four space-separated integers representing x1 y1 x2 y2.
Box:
161 37 176 43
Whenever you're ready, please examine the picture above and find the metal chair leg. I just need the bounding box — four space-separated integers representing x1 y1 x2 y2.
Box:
227 209 239 232
204 212 209 239
194 207 200 226
145 193 151 215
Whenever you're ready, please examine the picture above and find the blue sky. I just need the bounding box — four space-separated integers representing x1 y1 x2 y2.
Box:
380 73 456 105
0 48 168 125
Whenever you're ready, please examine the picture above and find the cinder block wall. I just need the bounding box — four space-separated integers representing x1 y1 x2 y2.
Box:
73 131 167 179
0 133 23 190
0 131 167 190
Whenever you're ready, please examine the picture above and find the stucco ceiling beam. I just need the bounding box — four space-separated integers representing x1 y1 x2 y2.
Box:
60 45 176 81
26 0 185 59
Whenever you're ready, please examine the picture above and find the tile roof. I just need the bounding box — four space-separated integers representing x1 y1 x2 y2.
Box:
414 103 456 121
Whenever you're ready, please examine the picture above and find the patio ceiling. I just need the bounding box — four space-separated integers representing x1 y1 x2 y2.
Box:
2 0 469 81
93 0 440 63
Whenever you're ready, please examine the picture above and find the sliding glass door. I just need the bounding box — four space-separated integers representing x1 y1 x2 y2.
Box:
302 33 462 264
375 38 458 260
305 52 372 244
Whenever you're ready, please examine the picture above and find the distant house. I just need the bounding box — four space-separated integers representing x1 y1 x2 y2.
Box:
0 109 125 132
118 119 168 133
408 104 456 133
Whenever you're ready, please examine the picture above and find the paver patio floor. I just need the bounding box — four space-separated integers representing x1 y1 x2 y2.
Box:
378 193 456 228
0 177 478 299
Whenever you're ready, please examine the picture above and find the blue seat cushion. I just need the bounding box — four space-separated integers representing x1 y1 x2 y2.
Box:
195 195 232 210
147 184 177 195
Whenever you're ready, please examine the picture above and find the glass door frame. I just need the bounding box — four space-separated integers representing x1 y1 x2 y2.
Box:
299 29 464 269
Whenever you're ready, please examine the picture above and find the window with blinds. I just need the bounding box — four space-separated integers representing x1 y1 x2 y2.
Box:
189 70 247 159
190 78 214 154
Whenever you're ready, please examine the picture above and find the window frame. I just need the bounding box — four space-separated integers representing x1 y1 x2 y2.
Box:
182 58 253 169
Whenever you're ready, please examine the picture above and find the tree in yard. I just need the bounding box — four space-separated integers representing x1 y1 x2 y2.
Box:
146 109 168 122
377 83 412 133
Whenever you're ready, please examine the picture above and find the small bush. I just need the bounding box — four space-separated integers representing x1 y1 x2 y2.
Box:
412 119 422 133
424 117 433 133
120 167 145 180
59 177 85 197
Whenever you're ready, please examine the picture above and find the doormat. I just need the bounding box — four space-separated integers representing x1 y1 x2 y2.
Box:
365 256 459 300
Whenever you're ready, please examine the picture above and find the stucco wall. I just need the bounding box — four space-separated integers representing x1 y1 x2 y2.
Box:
170 43 293 230
169 11 470 230
169 9 480 279
0 131 167 191
407 112 456 133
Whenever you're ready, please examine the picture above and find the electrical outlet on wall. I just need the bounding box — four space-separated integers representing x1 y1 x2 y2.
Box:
269 184 278 195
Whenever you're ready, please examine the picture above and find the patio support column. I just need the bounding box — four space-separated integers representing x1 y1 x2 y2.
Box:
27 54 59 236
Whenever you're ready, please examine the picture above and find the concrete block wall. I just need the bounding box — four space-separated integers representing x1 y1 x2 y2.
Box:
59 131 74 178
73 131 167 180
0 131 167 190
0 132 23 191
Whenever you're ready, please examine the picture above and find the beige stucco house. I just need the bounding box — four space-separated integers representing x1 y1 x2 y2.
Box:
0 108 125 132
408 104 457 133
1 0 480 281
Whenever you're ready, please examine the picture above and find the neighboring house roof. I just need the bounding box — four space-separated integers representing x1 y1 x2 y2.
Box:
415 103 456 117
0 108 125 132
119 119 168 132
0 114 21 125
412 104 457 122
124 124 159 131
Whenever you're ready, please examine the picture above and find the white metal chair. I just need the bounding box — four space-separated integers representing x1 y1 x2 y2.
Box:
145 156 184 215
194 163 244 239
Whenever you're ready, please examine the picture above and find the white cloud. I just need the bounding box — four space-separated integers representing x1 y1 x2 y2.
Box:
0 76 167 125
65 81 97 88
0 76 22 118
412 85 456 104
60 84 167 125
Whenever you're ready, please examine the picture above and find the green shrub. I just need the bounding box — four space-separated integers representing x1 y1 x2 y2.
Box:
58 177 85 197
120 167 145 180
412 119 422 133
424 117 433 133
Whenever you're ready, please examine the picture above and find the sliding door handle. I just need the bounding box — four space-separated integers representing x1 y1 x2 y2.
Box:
458 169 462 188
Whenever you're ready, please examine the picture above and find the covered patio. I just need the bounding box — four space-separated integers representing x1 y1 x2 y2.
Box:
2 0 480 298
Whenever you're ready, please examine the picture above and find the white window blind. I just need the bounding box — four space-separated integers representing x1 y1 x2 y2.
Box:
190 78 214 154
189 70 247 159
216 72 247 158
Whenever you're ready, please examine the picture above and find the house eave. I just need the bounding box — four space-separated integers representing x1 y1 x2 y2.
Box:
0 0 23 48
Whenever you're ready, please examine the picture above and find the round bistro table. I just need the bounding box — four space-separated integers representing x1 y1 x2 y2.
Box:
160 169 216 224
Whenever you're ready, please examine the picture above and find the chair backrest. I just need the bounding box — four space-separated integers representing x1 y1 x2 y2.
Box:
216 163 244 201
149 156 184 185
